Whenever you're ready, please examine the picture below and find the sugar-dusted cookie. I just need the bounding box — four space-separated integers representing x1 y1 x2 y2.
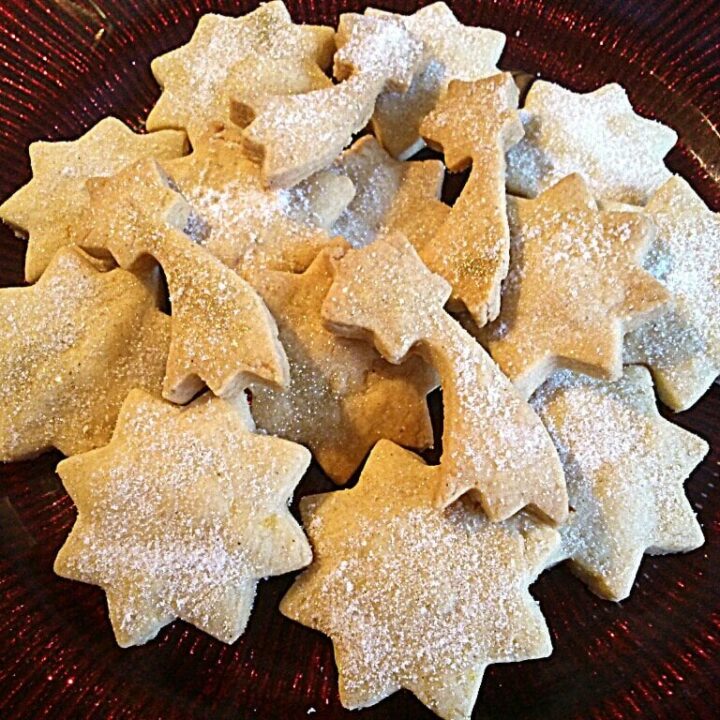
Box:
624 176 720 411
322 234 566 522
165 125 353 275
0 118 187 282
483 175 671 399
146 1 335 146
234 13 423 188
506 81 677 204
55 389 311 647
366 2 506 159
532 366 707 600
250 249 435 484
86 159 288 403
0 247 170 462
329 135 448 249
419 73 523 326
282 440 558 720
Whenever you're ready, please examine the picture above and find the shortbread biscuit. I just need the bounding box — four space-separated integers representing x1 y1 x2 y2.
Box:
86 159 289 403
234 13 423 187
533 366 707 600
483 174 671 399
282 440 559 720
322 233 567 522
624 176 720 411
366 2 506 159
0 118 187 282
0 247 170 462
147 1 335 145
506 81 677 204
166 125 353 275
250 249 435 484
329 135 448 249
420 73 524 326
55 389 312 647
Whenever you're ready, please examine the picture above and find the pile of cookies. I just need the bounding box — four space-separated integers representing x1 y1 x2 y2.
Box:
1 3 717 718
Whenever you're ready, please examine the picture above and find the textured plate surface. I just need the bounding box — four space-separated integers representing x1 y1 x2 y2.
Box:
0 1 719 719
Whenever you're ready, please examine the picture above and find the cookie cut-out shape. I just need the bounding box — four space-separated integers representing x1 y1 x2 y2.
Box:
282 440 558 720
420 74 524 326
532 366 707 601
147 1 335 146
55 389 312 647
483 174 671 399
367 2 506 159
0 247 170 462
322 234 566 522
624 176 720 411
506 81 677 204
86 159 289 403
250 249 435 484
0 117 187 282
329 135 448 249
234 13 423 188
166 125 354 275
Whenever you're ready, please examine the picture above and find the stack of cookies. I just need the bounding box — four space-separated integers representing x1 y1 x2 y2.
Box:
1 3 717 718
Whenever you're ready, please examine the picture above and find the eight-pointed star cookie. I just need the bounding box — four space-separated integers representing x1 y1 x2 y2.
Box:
85 159 289 403
366 2 506 159
55 389 312 647
0 247 170 462
250 249 436 484
483 174 671 399
281 440 559 720
146 1 335 146
506 81 677 204
322 233 567 522
165 124 353 276
532 366 707 600
624 176 720 411
329 135 448 249
0 117 187 282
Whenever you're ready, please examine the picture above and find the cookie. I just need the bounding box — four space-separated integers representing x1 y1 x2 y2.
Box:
0 117 187 282
483 174 671 399
624 176 720 411
250 249 436 484
419 73 524 326
0 247 170 462
55 389 312 647
165 124 353 276
329 135 448 250
146 1 335 146
234 13 423 188
322 233 567 522
506 81 677 204
532 366 707 601
366 2 506 159
85 158 289 403
281 440 559 720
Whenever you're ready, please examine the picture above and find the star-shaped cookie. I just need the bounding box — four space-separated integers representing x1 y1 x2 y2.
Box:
55 389 312 647
0 117 187 281
506 81 677 204
146 1 335 146
624 176 720 410
250 249 435 484
0 247 170 462
484 174 671 399
282 440 559 720
532 366 707 600
367 2 506 158
329 135 448 250
165 125 353 275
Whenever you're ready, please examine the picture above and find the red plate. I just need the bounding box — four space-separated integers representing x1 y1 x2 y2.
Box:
1 2 719 718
